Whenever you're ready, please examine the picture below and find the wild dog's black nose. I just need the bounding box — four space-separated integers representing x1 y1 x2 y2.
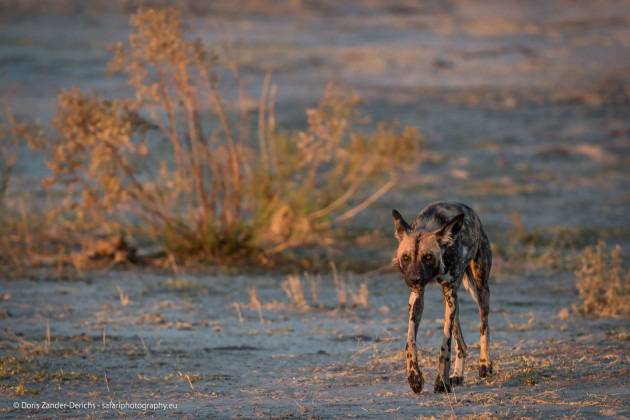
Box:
405 275 420 288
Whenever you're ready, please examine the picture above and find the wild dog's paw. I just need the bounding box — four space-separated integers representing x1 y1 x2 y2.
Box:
479 361 493 378
433 375 452 393
407 370 424 394
450 375 464 387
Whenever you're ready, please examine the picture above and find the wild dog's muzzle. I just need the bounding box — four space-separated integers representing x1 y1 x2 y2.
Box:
405 266 419 288
405 268 431 289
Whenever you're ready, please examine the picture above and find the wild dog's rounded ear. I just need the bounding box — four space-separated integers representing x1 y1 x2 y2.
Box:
392 209 412 242
436 213 465 246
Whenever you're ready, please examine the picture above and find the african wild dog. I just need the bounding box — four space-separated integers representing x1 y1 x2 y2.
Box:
392 201 493 394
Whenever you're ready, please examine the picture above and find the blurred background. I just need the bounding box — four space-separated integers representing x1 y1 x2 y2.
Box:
2 0 629 226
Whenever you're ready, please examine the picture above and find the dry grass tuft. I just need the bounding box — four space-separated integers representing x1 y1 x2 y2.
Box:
330 263 369 308
351 334 398 360
331 262 348 308
351 281 369 307
249 285 264 324
165 371 202 393
557 307 570 321
282 275 307 307
505 311 535 331
573 241 630 318
116 284 130 307
307 272 320 307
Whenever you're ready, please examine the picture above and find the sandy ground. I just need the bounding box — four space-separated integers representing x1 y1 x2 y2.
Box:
1 269 629 418
1 0 630 418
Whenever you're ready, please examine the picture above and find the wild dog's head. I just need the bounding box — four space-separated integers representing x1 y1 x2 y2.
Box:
392 209 464 289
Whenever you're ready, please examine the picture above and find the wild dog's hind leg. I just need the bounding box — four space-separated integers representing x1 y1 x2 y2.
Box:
477 280 492 377
469 246 493 378
450 300 467 386
434 284 459 393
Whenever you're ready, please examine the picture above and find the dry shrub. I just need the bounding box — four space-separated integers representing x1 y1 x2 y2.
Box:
0 96 47 277
0 97 35 212
0 111 17 211
574 241 630 318
28 8 423 259
0 101 20 271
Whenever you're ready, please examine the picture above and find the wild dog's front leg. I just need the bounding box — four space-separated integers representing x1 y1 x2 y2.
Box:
434 286 458 393
406 290 425 394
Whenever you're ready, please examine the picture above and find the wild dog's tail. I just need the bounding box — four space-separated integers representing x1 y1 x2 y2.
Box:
463 265 479 304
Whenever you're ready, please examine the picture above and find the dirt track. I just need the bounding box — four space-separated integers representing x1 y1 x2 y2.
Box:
1 0 630 418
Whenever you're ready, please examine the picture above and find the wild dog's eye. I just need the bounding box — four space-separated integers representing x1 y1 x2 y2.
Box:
424 254 433 262
401 254 410 264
